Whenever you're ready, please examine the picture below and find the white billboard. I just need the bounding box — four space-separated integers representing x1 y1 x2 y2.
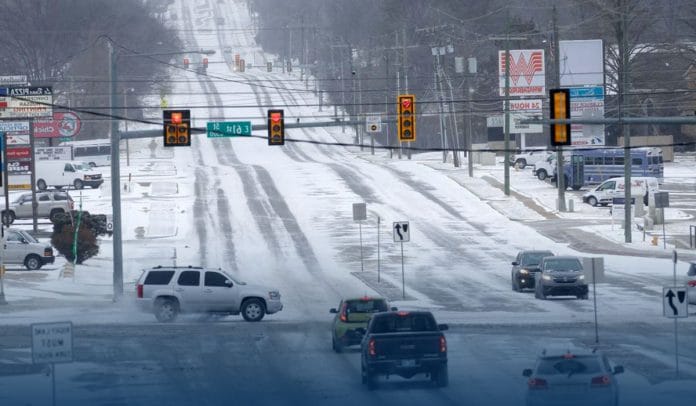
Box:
559 40 604 87
569 86 605 146
499 50 546 96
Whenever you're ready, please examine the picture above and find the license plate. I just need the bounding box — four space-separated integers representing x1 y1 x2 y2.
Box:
400 359 416 367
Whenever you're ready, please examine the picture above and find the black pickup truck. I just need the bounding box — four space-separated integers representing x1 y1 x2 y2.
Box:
359 311 448 390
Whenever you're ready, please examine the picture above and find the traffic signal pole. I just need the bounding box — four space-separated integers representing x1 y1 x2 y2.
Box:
108 42 124 300
553 6 566 212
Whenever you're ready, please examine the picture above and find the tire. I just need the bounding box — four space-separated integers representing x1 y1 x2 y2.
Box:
432 366 449 388
535 286 546 300
88 162 97 168
643 193 649 206
579 293 589 300
537 170 547 181
361 364 367 384
241 298 266 322
587 196 598 207
73 179 84 190
516 159 527 169
25 254 42 270
332 337 343 353
564 176 570 190
2 211 15 226
49 209 64 223
37 179 47 190
154 298 179 322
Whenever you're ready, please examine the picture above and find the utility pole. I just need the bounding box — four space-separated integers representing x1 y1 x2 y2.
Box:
503 18 512 196
553 5 567 212
620 0 632 243
108 41 124 300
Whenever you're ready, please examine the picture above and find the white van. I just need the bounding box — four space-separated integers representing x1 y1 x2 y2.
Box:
35 160 104 190
582 177 659 207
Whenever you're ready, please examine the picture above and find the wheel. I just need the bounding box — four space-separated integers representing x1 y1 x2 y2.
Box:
587 196 598 207
2 211 15 226
361 364 367 384
155 298 179 322
332 336 343 353
37 179 47 190
643 193 649 206
73 179 84 190
241 298 266 322
49 209 64 223
537 170 547 181
572 185 582 191
564 176 570 190
512 275 520 292
515 159 527 169
88 162 96 168
432 366 449 388
366 369 377 390
25 254 42 270
535 286 546 300
578 293 589 300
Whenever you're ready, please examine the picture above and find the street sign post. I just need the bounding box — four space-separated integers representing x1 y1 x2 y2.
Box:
207 121 252 137
353 203 367 272
663 285 688 377
393 221 410 299
32 321 73 406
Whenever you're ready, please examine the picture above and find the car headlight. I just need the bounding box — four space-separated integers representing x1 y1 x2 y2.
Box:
269 291 280 300
542 274 552 281
520 269 529 275
578 274 585 280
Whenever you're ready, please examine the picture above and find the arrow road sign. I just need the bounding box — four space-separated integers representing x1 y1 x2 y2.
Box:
663 287 688 318
393 221 410 242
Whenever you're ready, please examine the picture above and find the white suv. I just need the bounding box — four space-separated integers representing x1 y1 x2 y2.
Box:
135 266 283 322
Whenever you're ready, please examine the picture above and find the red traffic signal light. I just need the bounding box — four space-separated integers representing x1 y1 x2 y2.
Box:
183 58 189 69
397 94 416 142
550 88 571 146
163 110 191 147
268 109 284 145
203 58 208 68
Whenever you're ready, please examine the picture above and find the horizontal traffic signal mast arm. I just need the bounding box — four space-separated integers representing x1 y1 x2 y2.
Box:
521 116 696 125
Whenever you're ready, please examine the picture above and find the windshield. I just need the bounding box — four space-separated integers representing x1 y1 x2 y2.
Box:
537 356 602 376
543 258 582 271
345 299 387 314
371 313 437 333
17 230 38 244
522 252 553 266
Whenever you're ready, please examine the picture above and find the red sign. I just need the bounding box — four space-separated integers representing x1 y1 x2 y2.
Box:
7 146 31 159
33 112 82 138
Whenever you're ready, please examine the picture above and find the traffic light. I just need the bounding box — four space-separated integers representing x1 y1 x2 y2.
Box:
183 58 189 69
163 109 191 147
397 94 416 142
268 109 284 145
203 58 208 69
550 88 571 146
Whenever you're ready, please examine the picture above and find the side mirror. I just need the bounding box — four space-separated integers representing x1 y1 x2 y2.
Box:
224 279 233 287
613 366 624 375
20 238 28 244
512 261 519 266
390 307 398 311
355 327 366 336
523 369 533 377
687 264 696 277
329 308 338 314
438 324 449 331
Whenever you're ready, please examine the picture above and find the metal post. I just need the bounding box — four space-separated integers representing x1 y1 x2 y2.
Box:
359 221 364 272
29 120 38 233
503 29 511 196
662 219 667 249
553 6 566 211
108 42 124 300
592 259 599 344
124 91 130 167
401 241 405 299
675 317 679 377
52 363 56 406
1 131 9 304
468 84 474 177
377 216 381 282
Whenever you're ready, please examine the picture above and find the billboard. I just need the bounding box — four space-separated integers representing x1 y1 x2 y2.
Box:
559 40 604 87
499 50 546 96
34 112 82 138
569 86 605 146
0 86 53 119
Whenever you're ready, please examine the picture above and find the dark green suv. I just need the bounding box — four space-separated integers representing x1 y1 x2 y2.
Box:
330 296 393 353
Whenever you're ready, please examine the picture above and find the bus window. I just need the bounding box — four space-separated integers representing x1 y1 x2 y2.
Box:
593 157 603 165
614 156 624 165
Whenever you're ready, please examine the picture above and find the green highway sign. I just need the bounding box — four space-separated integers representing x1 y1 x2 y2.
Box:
207 121 252 137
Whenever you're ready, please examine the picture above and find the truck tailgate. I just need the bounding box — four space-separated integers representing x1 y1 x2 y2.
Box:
371 332 443 359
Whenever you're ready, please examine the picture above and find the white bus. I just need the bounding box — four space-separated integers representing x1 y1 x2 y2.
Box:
60 139 111 167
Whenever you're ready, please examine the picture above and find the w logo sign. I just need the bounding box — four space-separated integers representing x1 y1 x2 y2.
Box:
499 49 546 96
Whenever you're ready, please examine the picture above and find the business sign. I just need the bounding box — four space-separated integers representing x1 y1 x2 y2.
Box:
0 86 53 119
7 159 31 175
0 121 29 133
7 134 30 145
35 146 72 161
559 40 604 87
569 86 605 146
32 322 73 364
33 111 82 138
504 99 543 133
7 146 31 159
0 75 27 85
499 50 545 96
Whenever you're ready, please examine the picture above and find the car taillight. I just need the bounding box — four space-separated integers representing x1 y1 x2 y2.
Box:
527 378 548 389
688 280 696 287
368 338 376 357
439 336 447 353
43 247 53 257
136 284 143 298
591 375 611 386
339 303 347 322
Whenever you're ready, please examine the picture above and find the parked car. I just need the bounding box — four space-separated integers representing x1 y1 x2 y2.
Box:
687 262 696 305
1 228 55 270
0 191 74 226
523 347 623 406
135 266 283 322
359 311 448 390
534 256 588 300
330 296 395 353
582 177 659 207
533 154 556 181
35 160 103 190
511 250 554 292
511 149 553 169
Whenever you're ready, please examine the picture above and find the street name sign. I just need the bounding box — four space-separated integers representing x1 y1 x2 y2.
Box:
207 121 252 137
32 321 73 364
